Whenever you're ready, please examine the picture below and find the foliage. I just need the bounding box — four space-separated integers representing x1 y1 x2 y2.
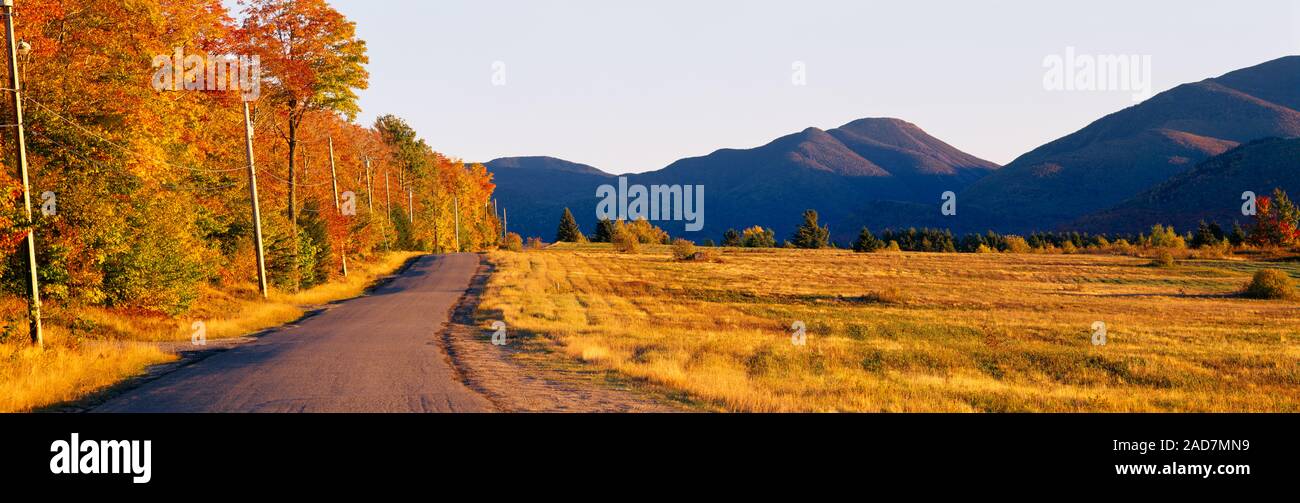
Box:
791 210 830 249
1244 269 1296 300
740 226 776 248
555 208 584 243
671 239 696 261
851 227 883 253
502 232 524 252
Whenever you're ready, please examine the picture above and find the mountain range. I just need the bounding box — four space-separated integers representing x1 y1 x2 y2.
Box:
485 56 1300 243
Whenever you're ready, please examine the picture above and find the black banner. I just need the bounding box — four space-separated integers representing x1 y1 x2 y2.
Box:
2 413 1292 493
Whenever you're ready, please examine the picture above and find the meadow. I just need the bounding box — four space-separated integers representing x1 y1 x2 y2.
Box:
0 252 421 412
480 244 1300 412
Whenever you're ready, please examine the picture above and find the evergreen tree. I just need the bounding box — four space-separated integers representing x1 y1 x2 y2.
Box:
592 218 615 243
791 209 830 249
722 229 742 247
555 208 583 243
1229 221 1247 246
852 227 884 252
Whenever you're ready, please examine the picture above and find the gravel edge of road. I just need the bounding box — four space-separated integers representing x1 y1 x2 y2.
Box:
440 255 694 413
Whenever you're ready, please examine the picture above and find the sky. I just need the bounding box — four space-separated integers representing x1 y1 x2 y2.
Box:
304 0 1299 173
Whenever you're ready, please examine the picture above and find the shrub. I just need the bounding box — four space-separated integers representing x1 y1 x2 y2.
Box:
503 232 524 252
1004 236 1031 254
1244 269 1296 300
1150 250 1175 267
612 227 640 253
1061 241 1078 254
526 237 545 250
671 239 696 260
884 240 902 253
975 244 996 254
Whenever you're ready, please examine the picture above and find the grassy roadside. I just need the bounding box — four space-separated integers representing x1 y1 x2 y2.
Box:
0 252 423 412
480 244 1300 412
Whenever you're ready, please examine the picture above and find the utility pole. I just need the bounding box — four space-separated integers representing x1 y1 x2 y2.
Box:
385 169 391 217
4 0 41 346
364 156 373 214
407 188 413 224
503 208 508 238
453 194 461 252
242 103 269 299
327 136 340 211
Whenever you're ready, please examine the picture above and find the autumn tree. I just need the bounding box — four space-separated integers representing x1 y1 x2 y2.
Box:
1249 189 1300 247
237 0 369 230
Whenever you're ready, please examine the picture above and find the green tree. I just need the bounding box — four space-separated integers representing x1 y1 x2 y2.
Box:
592 218 615 243
792 209 830 249
852 227 884 252
722 229 741 247
555 208 584 242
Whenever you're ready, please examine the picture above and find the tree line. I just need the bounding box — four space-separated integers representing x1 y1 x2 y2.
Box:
547 188 1300 254
0 0 498 317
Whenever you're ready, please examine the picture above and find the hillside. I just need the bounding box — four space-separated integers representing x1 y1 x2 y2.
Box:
961 56 1300 232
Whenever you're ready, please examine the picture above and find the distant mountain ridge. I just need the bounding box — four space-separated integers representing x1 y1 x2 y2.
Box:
486 56 1300 242
487 118 999 241
963 56 1300 232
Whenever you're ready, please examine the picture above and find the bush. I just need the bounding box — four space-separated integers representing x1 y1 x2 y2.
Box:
975 244 996 254
1244 269 1296 300
526 237 545 250
1150 250 1175 268
1004 236 1031 254
671 239 696 260
613 228 640 253
884 240 901 253
503 232 524 252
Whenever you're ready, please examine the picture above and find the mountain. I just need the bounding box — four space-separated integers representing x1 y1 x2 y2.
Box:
486 118 999 242
483 157 614 241
961 56 1300 232
1072 137 1300 233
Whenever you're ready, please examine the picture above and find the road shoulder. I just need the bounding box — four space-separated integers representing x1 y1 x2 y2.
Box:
442 256 692 412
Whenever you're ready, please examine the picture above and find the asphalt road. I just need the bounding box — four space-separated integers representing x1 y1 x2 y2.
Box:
94 253 495 413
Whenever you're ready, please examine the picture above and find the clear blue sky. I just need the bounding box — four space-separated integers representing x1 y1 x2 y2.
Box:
314 0 1298 173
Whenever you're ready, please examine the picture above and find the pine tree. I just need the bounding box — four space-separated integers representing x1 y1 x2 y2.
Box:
852 227 883 252
722 229 741 247
791 210 830 249
592 218 615 243
555 208 583 243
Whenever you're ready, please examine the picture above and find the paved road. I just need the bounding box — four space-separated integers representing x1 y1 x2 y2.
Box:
95 253 495 413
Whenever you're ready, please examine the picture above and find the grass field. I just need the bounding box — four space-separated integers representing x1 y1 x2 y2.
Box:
0 252 421 412
480 244 1300 412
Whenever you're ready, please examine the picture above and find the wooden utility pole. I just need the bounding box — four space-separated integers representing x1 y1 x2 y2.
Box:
327 136 340 211
407 188 413 224
454 194 461 252
242 103 269 299
4 0 42 346
364 156 373 214
385 169 391 217
503 208 508 237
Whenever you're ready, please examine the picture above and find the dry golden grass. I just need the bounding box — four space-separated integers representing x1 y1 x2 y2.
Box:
0 251 421 412
481 244 1300 412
